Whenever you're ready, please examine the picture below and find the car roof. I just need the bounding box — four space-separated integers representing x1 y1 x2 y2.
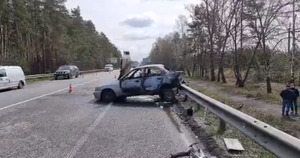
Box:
135 64 165 69
59 65 75 67
0 66 22 69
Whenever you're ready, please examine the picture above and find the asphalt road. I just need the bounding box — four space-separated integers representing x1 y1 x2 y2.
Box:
0 71 195 158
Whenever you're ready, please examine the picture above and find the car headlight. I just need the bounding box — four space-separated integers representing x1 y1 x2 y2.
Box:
95 87 102 91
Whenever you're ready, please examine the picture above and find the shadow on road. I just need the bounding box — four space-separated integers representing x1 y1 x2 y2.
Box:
0 88 17 93
90 95 175 108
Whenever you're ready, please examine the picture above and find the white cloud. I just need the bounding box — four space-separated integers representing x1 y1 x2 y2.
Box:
121 16 154 28
65 0 197 62
122 33 155 41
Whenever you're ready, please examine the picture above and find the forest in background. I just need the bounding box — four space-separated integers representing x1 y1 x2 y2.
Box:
0 0 121 74
149 0 300 93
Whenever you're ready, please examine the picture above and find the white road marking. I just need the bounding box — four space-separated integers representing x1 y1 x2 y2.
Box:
66 103 112 158
0 79 99 111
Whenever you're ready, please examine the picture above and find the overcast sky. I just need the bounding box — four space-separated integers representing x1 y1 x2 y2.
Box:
65 0 197 62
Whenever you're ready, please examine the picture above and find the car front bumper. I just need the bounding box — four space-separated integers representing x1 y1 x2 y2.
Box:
54 74 70 78
93 91 101 100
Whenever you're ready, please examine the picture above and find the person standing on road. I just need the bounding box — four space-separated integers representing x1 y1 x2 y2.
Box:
280 84 296 117
290 83 299 115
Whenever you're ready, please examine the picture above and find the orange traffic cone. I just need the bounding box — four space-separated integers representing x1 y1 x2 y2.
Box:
69 84 73 93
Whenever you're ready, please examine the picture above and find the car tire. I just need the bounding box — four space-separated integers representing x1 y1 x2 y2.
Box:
101 90 116 102
18 81 24 89
161 88 175 102
54 76 58 80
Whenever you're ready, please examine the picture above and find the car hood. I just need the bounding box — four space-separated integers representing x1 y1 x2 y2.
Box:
95 80 119 90
56 70 70 73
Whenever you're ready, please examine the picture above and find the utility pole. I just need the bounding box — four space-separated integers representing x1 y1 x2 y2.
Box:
291 0 296 82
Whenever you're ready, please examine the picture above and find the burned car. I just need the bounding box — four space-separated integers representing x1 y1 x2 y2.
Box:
93 64 184 102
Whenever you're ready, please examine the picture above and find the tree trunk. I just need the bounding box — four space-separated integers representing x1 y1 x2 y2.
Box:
192 61 196 77
266 75 272 93
240 40 261 87
217 68 221 82
186 66 192 77
210 43 215 81
220 67 226 83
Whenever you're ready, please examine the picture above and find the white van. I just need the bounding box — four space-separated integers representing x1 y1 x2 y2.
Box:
104 64 114 72
0 66 26 90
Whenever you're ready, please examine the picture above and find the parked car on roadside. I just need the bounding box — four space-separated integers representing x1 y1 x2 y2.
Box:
93 64 184 102
104 64 114 72
54 65 80 80
0 66 26 90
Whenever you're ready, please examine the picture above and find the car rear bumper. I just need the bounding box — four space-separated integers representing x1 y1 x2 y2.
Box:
93 91 101 100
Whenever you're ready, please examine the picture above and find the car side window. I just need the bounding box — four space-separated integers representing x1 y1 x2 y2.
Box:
124 70 136 79
149 67 162 76
0 69 6 77
132 69 143 78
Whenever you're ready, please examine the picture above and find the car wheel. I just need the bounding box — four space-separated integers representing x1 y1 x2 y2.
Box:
18 81 24 89
101 90 116 102
161 88 175 102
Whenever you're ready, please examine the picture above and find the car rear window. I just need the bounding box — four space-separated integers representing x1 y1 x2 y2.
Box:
149 67 162 76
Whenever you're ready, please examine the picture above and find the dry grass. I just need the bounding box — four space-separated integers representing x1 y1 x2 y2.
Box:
187 76 283 105
183 86 300 157
182 100 276 158
195 85 300 137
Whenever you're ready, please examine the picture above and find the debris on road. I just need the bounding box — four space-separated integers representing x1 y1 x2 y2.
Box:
223 138 244 152
170 143 207 158
172 103 230 158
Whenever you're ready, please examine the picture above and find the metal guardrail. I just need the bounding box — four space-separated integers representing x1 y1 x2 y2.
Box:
180 84 300 158
25 69 104 80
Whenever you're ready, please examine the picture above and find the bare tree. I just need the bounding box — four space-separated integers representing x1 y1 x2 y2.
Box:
245 0 291 93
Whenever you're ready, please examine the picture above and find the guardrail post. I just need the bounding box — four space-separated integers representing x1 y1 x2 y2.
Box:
217 118 226 135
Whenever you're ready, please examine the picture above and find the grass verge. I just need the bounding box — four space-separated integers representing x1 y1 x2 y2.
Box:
26 77 52 84
180 85 300 157
187 77 282 105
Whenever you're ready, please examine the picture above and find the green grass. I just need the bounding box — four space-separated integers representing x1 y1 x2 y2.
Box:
26 77 52 84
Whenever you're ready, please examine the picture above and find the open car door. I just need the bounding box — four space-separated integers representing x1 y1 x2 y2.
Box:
120 68 143 94
142 67 164 92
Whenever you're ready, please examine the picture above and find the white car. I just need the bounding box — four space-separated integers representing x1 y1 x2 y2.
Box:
104 64 114 72
93 64 183 102
0 66 26 90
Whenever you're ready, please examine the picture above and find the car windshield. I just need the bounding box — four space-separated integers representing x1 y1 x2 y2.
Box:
0 69 6 77
105 64 113 67
58 66 70 70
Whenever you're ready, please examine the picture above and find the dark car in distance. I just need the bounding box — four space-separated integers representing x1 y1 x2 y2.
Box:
54 65 80 80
